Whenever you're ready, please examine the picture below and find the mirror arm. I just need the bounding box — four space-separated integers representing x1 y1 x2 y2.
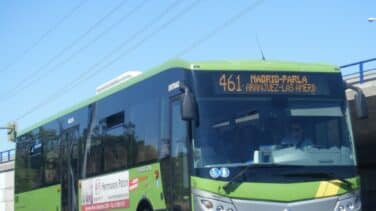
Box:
344 81 368 119
177 83 189 94
344 82 362 94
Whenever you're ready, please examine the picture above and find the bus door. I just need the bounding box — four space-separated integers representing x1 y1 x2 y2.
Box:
61 126 80 211
165 98 191 211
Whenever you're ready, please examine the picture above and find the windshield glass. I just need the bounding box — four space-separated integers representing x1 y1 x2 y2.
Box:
193 97 356 168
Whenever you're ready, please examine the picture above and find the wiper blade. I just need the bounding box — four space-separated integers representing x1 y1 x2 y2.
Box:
222 164 292 193
281 172 353 189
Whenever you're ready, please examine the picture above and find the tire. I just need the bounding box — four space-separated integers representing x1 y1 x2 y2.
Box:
137 201 153 211
141 207 152 211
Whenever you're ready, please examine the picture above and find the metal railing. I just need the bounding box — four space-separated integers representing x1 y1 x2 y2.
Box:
0 149 15 164
341 58 376 84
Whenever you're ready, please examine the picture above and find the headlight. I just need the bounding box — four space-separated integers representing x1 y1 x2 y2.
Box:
334 191 361 211
200 199 214 209
337 205 345 211
196 196 236 211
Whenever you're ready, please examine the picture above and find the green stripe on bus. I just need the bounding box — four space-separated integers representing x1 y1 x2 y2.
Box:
191 60 339 73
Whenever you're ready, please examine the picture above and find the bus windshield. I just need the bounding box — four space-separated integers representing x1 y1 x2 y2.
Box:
193 97 356 169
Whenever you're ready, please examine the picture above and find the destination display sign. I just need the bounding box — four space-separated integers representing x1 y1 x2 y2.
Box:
217 73 321 95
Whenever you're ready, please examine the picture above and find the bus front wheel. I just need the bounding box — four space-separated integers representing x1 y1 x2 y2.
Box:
137 199 153 211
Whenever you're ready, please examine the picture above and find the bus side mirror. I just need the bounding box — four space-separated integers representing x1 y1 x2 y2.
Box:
168 80 198 122
181 90 197 121
354 91 368 119
345 82 368 119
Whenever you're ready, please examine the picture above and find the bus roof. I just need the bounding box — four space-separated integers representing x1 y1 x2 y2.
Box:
18 59 339 136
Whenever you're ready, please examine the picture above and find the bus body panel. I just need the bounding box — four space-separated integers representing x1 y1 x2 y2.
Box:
15 184 61 211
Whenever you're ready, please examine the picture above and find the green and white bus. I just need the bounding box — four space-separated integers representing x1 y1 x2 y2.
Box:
14 59 367 211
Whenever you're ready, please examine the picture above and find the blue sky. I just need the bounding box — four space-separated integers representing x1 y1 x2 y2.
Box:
0 0 375 151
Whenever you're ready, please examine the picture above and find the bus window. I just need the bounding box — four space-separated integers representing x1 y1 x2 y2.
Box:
43 136 59 185
159 97 169 159
15 139 28 193
85 126 103 177
170 100 190 211
128 100 160 165
28 136 44 190
315 118 342 148
102 111 127 172
104 125 128 172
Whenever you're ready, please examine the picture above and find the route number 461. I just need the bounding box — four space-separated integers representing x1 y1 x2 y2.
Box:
219 74 242 92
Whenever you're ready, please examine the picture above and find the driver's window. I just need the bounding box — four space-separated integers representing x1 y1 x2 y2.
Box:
170 100 190 211
172 101 188 156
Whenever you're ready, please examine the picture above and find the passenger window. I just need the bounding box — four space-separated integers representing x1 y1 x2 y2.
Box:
85 126 103 177
43 136 60 185
102 112 128 172
15 134 42 193
128 100 159 165
29 137 44 189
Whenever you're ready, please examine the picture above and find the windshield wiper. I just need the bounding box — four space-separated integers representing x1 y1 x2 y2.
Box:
280 172 353 190
222 164 292 193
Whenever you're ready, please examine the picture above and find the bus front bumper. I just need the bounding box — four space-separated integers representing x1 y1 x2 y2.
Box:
192 189 361 211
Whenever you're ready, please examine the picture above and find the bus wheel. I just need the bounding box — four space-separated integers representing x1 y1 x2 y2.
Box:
137 200 153 211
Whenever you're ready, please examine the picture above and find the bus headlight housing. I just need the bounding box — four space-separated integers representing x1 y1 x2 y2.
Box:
334 191 361 211
197 196 236 211
200 199 213 209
